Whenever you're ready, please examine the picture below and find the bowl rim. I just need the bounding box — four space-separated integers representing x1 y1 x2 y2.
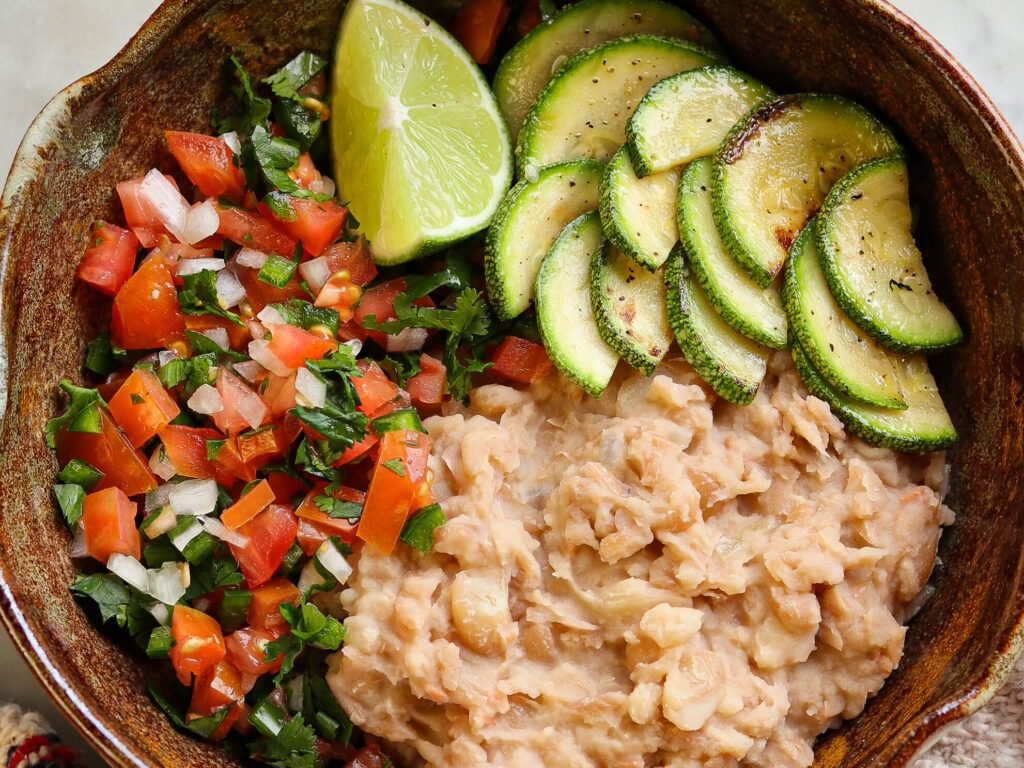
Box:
1 0 1024 766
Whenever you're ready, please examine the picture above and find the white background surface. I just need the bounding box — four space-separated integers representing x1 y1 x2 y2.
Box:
0 0 1021 763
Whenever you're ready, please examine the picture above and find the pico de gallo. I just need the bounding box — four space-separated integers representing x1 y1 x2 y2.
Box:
50 45 550 768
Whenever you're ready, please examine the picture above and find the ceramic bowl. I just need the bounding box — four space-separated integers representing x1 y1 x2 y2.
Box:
2 0 1023 766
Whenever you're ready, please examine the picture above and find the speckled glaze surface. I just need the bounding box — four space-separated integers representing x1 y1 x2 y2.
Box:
0 1 1022 766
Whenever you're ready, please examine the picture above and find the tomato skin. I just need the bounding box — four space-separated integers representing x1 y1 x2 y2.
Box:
268 197 348 257
357 430 432 554
56 409 157 497
214 369 268 436
295 486 364 548
216 204 297 257
116 175 177 248
165 131 246 202
82 487 140 563
225 626 284 677
353 278 434 347
221 479 274 530
235 265 306 313
322 237 376 286
188 660 245 741
353 361 399 415
449 0 510 64
77 222 139 296
111 257 186 350
265 470 307 505
289 153 321 189
108 369 180 448
229 505 299 588
406 353 446 408
185 314 250 351
158 425 246 486
488 336 553 384
261 373 297 418
171 606 226 686
333 431 378 467
266 324 337 369
237 427 281 465
246 577 300 629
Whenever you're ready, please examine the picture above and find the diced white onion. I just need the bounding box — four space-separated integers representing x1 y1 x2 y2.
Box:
249 338 292 376
149 602 170 626
257 306 287 326
299 257 331 294
232 359 264 383
199 327 230 350
170 518 203 551
386 327 428 353
157 349 180 367
316 540 353 585
69 524 88 559
107 553 150 592
168 479 218 517
145 483 174 513
344 338 363 356
148 561 189 605
139 169 190 242
219 131 241 155
236 391 269 431
297 559 328 595
176 257 225 277
235 247 268 269
187 383 224 415
319 176 336 198
295 366 326 408
246 318 268 341
216 268 246 309
182 200 220 245
143 505 177 539
201 517 249 548
149 446 177 482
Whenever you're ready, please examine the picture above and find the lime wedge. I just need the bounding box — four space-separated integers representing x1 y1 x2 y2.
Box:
331 0 512 265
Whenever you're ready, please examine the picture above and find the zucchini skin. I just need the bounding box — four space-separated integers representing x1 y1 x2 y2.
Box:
781 222 908 410
664 245 767 405
816 155 965 353
485 159 604 321
590 241 671 376
676 157 788 349
791 344 957 452
712 94 901 288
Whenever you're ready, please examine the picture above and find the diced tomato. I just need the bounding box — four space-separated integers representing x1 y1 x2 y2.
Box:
185 314 250 351
406 353 446 408
322 237 376 286
265 197 347 258
353 278 434 347
116 175 178 248
216 203 297 256
261 373 297 418
450 0 510 64
516 0 541 37
188 660 245 741
353 361 399 414
289 153 321 190
265 471 307 505
77 221 139 296
273 414 303 454
266 324 336 369
81 487 139 563
111 257 185 350
56 409 157 496
214 369 268 436
235 266 306 313
165 131 246 202
171 606 226 686
107 369 180 447
295 486 364 548
221 479 275 530
237 427 280 466
314 274 362 323
150 239 214 269
488 336 553 384
246 577 300 629
333 430 378 466
229 505 299 588
296 518 330 556
357 430 432 554
158 425 245 486
225 626 284 679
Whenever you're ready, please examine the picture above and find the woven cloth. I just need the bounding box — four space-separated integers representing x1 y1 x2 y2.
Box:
915 654 1024 767
0 704 81 768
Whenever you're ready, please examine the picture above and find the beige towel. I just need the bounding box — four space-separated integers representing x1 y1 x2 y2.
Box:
915 655 1024 767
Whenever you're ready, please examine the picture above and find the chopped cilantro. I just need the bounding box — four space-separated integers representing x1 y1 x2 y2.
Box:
184 330 245 361
178 269 243 326
184 556 243 601
251 125 302 193
380 457 406 477
53 484 86 528
263 51 327 100
130 393 146 405
212 55 271 136
45 380 106 448
257 712 318 768
264 600 345 684
274 99 322 151
313 493 362 520
378 352 421 388
206 439 226 461
289 348 367 453
156 357 189 389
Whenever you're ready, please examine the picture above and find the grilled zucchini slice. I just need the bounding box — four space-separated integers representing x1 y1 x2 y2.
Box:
817 155 963 352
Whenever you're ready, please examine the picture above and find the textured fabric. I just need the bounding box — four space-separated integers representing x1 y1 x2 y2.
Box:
0 704 80 768
915 655 1024 766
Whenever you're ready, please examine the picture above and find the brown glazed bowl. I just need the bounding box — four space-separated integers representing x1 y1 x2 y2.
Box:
1 0 1023 766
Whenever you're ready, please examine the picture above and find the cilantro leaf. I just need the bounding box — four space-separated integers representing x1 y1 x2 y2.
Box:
262 51 327 100
380 457 405 477
212 55 271 135
378 353 421 388
264 600 346 684
289 404 366 449
274 99 322 151
45 380 106 448
289 348 367 452
184 556 243 601
70 573 133 625
54 484 86 528
251 125 302 193
313 493 362 520
178 269 243 326
402 250 472 298
259 713 318 768
361 287 490 336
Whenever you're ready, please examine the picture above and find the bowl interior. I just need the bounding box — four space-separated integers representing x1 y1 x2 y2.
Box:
1 0 1023 766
